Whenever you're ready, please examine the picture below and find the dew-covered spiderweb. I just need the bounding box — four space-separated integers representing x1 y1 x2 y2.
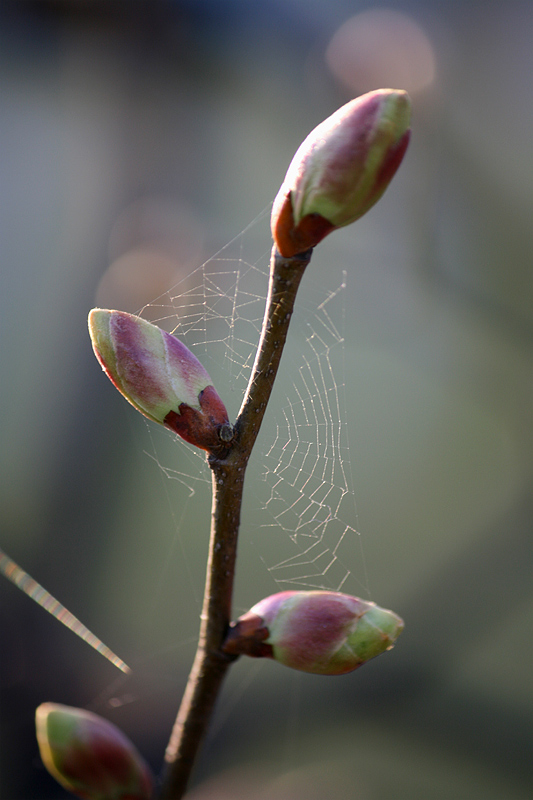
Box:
138 209 370 603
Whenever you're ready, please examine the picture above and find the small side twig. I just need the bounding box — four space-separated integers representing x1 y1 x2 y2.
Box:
161 246 312 799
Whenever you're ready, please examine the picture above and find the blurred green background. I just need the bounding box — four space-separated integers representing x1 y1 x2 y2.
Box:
0 1 531 798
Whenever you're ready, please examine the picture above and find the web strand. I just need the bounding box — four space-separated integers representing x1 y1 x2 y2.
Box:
0 548 130 673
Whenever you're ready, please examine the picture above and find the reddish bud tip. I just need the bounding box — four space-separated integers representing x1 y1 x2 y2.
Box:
271 89 411 256
89 309 231 453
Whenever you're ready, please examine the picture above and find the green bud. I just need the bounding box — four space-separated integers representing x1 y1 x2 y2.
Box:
223 590 403 675
89 309 232 453
271 89 411 256
35 703 153 800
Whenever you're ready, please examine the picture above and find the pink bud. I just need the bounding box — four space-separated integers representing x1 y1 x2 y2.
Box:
89 309 232 453
223 590 403 675
271 89 411 256
35 703 153 800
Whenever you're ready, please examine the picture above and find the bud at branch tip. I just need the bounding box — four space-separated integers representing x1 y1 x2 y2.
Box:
271 88 411 256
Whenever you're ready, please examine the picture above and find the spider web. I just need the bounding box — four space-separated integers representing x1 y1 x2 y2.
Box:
141 212 369 599
6 211 370 716
0 211 370 733
255 281 367 595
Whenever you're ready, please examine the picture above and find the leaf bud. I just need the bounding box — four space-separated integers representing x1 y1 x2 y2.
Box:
35 703 153 800
271 89 411 256
89 309 231 453
223 590 403 675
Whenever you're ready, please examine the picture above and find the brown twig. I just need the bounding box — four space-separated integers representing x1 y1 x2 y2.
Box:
160 246 312 799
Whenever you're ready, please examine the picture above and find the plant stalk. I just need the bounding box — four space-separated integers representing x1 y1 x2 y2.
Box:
161 246 312 799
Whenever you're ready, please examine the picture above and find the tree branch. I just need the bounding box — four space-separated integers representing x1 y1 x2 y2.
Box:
160 246 312 799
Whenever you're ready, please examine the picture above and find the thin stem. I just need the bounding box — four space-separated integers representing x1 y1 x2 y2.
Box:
234 246 312 452
160 246 312 799
161 464 243 800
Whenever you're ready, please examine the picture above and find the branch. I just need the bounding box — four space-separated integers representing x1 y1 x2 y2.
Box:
160 246 312 799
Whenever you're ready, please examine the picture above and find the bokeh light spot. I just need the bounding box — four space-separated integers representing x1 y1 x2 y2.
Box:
96 197 205 316
326 9 436 95
96 248 182 316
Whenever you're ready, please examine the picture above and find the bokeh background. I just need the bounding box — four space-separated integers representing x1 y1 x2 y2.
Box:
1 1 531 798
